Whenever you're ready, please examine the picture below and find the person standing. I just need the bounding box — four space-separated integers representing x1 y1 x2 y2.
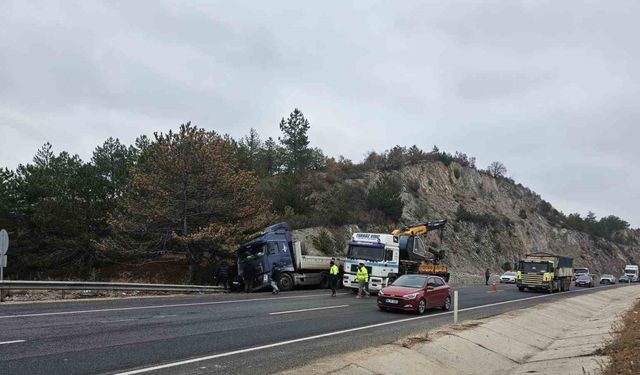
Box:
243 263 254 293
329 260 339 297
485 268 491 285
355 262 369 298
215 262 229 291
271 262 281 294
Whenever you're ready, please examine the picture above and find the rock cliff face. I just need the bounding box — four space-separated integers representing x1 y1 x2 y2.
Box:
293 161 640 283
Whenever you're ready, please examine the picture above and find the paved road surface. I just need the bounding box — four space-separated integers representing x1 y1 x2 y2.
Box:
0 283 621 375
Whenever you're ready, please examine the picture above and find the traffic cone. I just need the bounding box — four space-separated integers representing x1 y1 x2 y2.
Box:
490 282 497 293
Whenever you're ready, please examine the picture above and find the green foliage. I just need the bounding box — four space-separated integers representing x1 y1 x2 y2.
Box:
279 108 312 174
312 229 336 255
322 183 361 226
366 175 404 221
268 174 313 216
114 123 274 282
501 262 513 271
565 212 629 239
453 168 461 179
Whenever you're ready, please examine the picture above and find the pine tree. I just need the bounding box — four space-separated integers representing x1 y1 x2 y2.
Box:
114 123 274 282
279 109 312 174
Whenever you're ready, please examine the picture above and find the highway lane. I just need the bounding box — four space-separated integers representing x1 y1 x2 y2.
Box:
0 283 621 375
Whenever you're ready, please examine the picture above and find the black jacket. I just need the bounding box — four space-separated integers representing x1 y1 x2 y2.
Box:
271 267 281 282
216 265 228 278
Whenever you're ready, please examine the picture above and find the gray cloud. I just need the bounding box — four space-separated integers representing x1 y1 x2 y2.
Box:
1 0 639 226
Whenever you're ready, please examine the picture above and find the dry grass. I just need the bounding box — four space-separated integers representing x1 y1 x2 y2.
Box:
399 331 431 348
600 299 640 375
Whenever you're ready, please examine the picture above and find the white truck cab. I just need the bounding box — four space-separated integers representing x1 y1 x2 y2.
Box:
342 233 399 293
624 265 639 282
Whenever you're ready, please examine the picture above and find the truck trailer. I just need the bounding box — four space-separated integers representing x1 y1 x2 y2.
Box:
516 252 573 293
237 222 341 292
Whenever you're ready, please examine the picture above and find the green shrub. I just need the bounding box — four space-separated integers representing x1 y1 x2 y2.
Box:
312 229 336 255
366 175 404 221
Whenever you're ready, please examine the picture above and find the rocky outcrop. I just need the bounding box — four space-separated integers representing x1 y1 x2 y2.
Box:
293 161 640 280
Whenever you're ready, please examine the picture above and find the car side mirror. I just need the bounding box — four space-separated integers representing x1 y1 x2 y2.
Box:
426 286 435 290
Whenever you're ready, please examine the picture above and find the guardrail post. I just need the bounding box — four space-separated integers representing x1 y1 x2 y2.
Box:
453 290 459 324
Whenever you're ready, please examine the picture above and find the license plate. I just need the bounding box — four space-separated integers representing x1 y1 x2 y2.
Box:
385 298 398 304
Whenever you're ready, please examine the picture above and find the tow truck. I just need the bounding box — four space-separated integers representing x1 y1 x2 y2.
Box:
392 220 450 282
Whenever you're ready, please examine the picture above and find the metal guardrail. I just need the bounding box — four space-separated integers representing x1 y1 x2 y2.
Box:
0 280 223 293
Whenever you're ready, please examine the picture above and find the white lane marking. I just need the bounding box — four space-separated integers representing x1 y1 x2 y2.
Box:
0 340 26 345
269 305 349 315
0 293 348 320
114 285 616 375
99 319 136 324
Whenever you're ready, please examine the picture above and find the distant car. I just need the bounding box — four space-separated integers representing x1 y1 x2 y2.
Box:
599 274 616 285
619 275 631 283
500 271 517 284
575 275 594 288
377 274 451 315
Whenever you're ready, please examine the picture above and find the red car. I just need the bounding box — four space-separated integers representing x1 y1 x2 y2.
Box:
377 274 451 314
575 275 594 287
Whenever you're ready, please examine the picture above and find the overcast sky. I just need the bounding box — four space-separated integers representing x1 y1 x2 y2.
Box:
1 1 639 227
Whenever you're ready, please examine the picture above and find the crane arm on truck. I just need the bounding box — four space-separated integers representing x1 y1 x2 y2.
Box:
391 219 447 236
392 220 447 263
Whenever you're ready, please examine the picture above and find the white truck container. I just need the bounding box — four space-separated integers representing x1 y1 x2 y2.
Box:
624 265 639 282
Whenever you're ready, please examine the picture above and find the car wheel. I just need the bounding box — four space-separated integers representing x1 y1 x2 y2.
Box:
417 299 427 315
442 296 451 311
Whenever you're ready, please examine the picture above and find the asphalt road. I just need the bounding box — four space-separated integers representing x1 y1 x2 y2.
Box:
0 282 624 375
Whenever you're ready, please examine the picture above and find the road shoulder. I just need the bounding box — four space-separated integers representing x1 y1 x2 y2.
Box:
276 285 640 375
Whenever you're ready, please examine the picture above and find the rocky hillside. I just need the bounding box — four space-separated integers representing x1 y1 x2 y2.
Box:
293 160 640 283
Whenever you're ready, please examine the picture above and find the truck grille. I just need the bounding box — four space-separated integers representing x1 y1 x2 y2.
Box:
522 274 543 285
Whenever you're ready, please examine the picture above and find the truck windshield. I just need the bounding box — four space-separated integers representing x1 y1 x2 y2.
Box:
573 268 589 274
521 262 549 273
238 243 266 261
348 245 385 261
625 268 637 274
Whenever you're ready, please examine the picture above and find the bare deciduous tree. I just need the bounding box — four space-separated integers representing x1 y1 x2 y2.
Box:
487 161 507 178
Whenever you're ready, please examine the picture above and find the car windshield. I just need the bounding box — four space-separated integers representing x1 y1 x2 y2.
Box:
392 275 427 288
238 243 266 260
503 272 516 276
601 274 613 278
521 262 549 273
577 275 591 281
347 245 385 261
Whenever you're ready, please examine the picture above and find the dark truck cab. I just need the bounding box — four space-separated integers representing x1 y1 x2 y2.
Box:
237 222 340 292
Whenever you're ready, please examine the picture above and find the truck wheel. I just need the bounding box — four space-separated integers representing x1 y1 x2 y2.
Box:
278 273 294 291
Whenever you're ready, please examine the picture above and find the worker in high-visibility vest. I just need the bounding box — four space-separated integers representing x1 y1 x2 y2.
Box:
355 262 369 298
329 260 339 297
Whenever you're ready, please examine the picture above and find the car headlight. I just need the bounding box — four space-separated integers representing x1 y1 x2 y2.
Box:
403 293 418 299
378 291 385 297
